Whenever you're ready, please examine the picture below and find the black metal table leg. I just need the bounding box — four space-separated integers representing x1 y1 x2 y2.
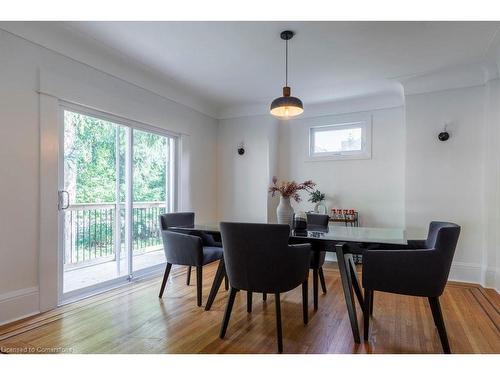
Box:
205 257 226 311
347 254 364 308
335 243 361 344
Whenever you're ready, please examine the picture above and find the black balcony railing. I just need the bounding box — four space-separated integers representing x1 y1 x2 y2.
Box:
63 202 166 267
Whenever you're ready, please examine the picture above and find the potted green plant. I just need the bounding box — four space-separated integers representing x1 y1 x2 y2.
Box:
308 189 327 214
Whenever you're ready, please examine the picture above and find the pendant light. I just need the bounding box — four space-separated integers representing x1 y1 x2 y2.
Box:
270 30 304 118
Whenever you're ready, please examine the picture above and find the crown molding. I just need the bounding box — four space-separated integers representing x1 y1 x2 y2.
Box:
4 22 500 120
399 61 498 97
0 22 219 119
217 89 405 121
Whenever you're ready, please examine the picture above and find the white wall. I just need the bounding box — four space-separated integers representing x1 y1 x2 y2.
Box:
0 29 218 324
217 116 279 222
218 84 499 290
279 107 406 228
405 86 486 283
216 98 407 228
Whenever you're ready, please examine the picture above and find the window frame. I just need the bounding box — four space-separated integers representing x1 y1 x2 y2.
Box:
308 120 372 161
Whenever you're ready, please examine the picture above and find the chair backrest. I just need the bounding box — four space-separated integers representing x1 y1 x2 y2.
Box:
425 221 459 249
159 212 199 265
306 213 329 227
161 230 203 266
220 222 310 293
425 221 461 291
159 212 194 230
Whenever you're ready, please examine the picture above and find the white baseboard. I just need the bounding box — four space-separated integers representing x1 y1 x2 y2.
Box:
325 257 495 290
448 262 484 285
0 287 40 326
484 267 500 292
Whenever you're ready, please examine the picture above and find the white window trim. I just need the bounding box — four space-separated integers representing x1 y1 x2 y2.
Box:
308 120 372 161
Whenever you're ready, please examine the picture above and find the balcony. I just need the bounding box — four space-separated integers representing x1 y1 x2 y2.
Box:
63 201 167 293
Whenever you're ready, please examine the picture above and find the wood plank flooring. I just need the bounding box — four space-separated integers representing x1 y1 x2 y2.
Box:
0 262 498 354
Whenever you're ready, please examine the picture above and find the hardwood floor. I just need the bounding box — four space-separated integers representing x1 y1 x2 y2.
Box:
0 262 498 354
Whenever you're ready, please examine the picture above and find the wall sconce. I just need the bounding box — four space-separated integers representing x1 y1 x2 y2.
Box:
438 123 450 142
237 142 245 155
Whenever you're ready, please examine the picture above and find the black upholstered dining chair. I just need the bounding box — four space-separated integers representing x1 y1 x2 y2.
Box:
158 212 224 306
219 222 311 353
159 212 222 286
362 221 461 353
160 212 194 286
306 213 329 310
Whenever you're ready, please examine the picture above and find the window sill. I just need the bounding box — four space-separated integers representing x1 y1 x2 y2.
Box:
305 153 372 162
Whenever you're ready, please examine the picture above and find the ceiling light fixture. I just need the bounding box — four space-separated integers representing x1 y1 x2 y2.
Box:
270 30 303 118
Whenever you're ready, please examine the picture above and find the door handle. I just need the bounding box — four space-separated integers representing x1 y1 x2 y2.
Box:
58 190 70 210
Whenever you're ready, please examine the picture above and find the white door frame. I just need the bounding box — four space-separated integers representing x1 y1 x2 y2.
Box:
39 93 61 312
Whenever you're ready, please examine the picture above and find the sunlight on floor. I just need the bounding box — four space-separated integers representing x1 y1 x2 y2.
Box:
64 250 165 292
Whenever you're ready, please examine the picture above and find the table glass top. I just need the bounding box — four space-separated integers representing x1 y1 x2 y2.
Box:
170 223 407 245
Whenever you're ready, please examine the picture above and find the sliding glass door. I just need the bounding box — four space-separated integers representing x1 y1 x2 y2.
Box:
59 105 177 301
132 129 175 273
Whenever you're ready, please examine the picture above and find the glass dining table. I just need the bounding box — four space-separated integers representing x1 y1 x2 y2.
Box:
170 223 407 344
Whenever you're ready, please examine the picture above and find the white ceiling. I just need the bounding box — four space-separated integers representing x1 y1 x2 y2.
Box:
11 21 500 117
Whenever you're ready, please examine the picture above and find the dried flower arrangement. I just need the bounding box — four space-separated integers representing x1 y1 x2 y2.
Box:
268 176 316 202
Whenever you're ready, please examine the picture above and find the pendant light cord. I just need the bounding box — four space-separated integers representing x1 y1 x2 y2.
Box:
285 39 288 87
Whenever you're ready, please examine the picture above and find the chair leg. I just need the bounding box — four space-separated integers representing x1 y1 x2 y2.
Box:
205 259 225 311
275 293 283 353
370 291 374 316
220 287 238 338
263 293 267 301
363 288 372 340
313 268 319 310
302 279 308 325
186 266 192 285
196 266 202 307
247 291 253 313
428 297 451 354
318 267 327 294
158 263 172 298
224 274 229 291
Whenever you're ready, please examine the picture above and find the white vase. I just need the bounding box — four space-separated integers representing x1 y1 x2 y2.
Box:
276 196 294 226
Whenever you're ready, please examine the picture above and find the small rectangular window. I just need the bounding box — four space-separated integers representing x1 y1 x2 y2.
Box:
309 121 371 160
